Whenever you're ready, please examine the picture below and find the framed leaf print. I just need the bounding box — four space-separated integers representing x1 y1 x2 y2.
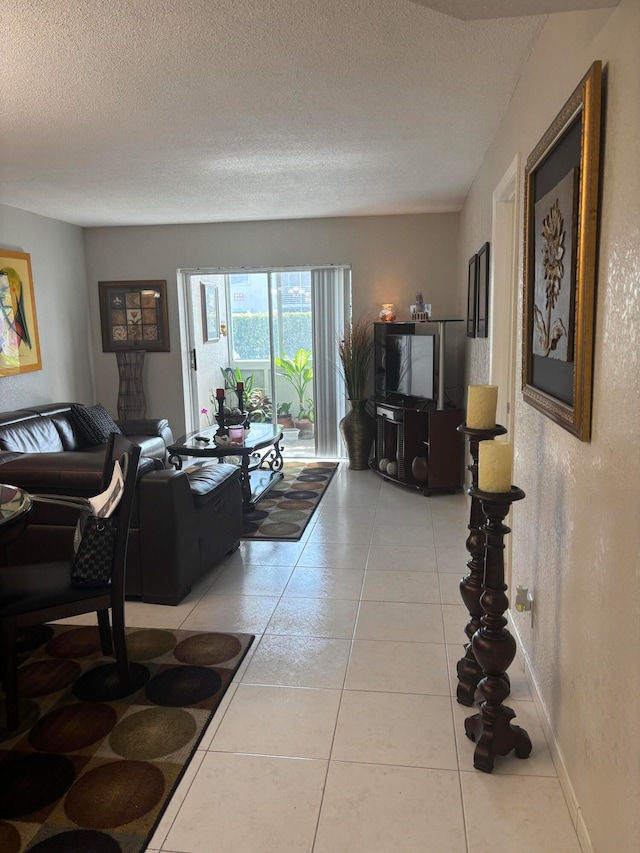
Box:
522 61 602 441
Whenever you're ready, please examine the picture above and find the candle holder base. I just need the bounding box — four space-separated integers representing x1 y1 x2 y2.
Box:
456 650 483 707
464 704 532 773
464 485 531 772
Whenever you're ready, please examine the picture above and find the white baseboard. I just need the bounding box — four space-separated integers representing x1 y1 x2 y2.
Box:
576 809 594 853
507 613 594 853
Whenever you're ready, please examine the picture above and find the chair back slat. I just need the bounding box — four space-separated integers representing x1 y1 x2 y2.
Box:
102 432 140 596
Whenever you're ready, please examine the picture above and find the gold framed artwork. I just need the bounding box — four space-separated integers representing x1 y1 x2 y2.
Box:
522 60 603 442
98 280 170 352
0 250 42 377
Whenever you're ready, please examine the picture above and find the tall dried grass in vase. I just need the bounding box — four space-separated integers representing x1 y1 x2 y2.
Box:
338 316 374 401
338 316 375 469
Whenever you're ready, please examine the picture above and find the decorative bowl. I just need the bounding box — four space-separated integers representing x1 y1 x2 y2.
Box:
215 412 247 426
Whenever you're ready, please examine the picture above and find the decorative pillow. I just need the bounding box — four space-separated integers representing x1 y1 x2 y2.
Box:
71 403 122 446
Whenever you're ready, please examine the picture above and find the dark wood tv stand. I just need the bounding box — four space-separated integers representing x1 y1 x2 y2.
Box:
372 401 464 495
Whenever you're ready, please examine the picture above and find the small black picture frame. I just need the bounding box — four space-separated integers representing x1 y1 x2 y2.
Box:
476 242 490 338
467 255 477 338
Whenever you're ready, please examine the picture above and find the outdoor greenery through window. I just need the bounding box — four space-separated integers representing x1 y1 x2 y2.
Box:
226 270 315 454
228 272 311 360
187 264 349 459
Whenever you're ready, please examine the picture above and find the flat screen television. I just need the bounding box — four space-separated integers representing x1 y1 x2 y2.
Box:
384 333 435 403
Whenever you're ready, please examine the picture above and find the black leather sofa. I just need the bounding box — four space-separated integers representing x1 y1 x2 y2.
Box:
0 403 242 604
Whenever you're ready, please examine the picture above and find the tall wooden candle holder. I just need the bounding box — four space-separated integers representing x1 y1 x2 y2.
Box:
215 389 228 436
464 485 531 772
455 423 507 706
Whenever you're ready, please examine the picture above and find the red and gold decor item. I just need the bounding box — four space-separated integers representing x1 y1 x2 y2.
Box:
379 303 397 322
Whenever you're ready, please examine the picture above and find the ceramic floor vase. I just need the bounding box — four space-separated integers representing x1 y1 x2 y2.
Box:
340 399 375 470
411 455 429 483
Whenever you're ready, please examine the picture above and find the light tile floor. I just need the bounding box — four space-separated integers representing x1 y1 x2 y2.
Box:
65 463 581 852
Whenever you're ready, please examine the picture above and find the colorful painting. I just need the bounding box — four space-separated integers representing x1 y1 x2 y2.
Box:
0 249 42 377
98 280 170 352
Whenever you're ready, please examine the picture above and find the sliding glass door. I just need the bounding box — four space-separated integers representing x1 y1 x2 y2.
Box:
184 266 349 458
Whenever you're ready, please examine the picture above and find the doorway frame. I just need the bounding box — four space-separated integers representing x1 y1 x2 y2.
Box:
489 153 521 441
489 154 521 585
177 265 350 454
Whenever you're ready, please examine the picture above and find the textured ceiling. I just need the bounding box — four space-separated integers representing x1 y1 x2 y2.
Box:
0 0 552 227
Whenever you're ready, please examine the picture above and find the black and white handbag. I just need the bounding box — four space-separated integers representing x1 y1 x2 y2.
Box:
33 458 125 588
70 513 117 587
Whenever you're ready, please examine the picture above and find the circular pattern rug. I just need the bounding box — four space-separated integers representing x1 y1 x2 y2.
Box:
0 625 254 852
242 461 338 540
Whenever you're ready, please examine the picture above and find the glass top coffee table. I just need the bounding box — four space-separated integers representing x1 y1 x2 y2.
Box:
168 423 284 511
0 483 33 546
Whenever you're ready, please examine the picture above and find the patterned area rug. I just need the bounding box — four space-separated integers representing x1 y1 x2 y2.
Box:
0 624 254 852
242 460 338 540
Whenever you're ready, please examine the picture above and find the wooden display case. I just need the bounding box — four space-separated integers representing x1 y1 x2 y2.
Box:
372 402 464 495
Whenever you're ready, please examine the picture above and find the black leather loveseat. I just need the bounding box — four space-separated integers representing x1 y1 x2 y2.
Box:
0 403 243 604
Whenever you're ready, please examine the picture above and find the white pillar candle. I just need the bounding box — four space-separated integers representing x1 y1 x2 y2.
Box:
478 440 512 493
466 385 498 429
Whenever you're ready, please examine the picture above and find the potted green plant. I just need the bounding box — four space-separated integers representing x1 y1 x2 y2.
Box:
274 348 314 437
216 367 272 423
245 387 273 422
295 397 315 439
277 401 295 430
337 316 375 469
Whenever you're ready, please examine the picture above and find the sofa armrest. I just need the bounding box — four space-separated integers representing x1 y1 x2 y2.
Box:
117 418 173 445
0 451 26 465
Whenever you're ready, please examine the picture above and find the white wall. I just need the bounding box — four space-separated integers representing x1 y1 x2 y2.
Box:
84 213 460 435
0 204 94 411
460 3 639 850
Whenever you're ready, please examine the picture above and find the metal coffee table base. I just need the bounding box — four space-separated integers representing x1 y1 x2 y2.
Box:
167 424 285 512
242 443 284 511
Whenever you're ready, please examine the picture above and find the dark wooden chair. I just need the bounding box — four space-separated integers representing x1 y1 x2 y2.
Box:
0 432 141 731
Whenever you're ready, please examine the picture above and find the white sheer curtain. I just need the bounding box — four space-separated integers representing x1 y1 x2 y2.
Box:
311 267 350 457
